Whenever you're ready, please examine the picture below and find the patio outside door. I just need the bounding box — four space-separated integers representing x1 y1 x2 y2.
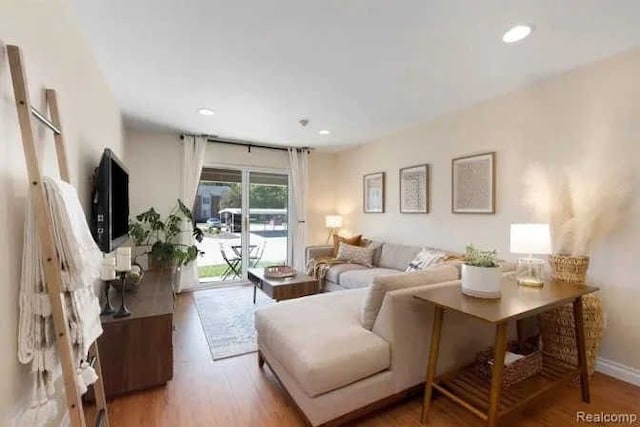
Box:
194 167 290 285
247 171 289 276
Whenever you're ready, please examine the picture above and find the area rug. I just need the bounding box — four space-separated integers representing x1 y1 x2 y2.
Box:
193 285 273 360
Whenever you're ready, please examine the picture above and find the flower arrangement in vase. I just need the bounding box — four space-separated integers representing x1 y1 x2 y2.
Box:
521 155 632 375
522 159 631 280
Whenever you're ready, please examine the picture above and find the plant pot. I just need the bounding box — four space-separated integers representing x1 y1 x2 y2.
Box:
461 264 502 299
133 247 150 271
539 254 603 376
148 256 176 273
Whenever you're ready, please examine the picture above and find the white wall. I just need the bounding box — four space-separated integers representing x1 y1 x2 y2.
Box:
125 127 335 243
334 48 640 372
307 151 337 245
0 0 123 423
125 129 182 217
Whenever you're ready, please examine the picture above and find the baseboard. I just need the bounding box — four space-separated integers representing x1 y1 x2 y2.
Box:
596 357 640 386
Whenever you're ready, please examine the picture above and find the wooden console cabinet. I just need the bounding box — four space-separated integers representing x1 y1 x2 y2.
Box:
96 270 174 398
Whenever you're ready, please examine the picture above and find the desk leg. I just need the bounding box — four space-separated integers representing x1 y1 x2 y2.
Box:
421 306 444 424
573 296 591 403
488 321 508 427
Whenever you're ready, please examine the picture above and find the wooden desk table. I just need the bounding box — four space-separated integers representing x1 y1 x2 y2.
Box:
414 278 598 427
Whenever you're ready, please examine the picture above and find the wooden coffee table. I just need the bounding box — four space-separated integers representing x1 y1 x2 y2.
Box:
414 277 598 427
248 268 319 303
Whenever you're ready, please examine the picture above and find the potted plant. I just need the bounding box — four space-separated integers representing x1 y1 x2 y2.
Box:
128 199 204 273
522 161 632 375
461 245 502 299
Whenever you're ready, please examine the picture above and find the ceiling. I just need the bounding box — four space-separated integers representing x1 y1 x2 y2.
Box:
71 0 640 149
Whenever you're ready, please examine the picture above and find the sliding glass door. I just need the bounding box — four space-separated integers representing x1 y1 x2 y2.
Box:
247 171 289 272
194 168 244 283
194 167 290 285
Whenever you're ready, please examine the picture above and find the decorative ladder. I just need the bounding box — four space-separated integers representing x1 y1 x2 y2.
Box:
6 44 110 427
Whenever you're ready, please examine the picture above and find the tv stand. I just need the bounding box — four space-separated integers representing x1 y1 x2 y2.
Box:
96 270 174 398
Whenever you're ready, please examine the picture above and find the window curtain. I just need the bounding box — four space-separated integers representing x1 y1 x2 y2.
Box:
288 148 309 271
177 135 207 292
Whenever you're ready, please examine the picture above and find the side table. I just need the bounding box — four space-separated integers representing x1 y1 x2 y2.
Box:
414 277 598 427
96 270 174 398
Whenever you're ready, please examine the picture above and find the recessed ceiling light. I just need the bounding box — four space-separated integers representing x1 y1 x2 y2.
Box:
318 130 331 135
197 108 215 116
502 24 533 44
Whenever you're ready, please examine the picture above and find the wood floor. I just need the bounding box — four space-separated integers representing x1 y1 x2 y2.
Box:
86 292 640 426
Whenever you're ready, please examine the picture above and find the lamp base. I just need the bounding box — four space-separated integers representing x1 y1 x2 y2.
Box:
517 277 545 287
516 257 546 287
325 228 337 244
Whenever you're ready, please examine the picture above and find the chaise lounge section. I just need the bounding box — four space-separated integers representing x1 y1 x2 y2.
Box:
256 265 515 426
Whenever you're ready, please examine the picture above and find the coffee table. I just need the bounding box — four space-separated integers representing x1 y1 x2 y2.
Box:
248 268 319 303
414 277 598 427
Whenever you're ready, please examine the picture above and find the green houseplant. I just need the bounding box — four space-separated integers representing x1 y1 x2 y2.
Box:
461 245 502 299
128 199 204 270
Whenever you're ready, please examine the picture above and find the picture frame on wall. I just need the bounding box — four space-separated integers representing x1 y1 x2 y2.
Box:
451 152 496 214
399 164 429 213
363 172 385 213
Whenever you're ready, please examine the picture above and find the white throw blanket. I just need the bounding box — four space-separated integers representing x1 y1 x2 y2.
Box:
18 177 103 426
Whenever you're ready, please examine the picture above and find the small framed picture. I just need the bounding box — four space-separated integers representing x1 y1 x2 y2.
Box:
400 164 429 213
363 172 385 213
452 152 496 214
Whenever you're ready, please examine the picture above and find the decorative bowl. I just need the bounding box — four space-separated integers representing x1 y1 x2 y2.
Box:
263 265 296 279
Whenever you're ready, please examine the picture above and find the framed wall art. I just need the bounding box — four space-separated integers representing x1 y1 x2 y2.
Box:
400 164 429 213
363 172 385 213
451 152 495 214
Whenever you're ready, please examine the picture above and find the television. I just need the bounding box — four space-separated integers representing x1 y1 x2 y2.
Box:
91 148 129 253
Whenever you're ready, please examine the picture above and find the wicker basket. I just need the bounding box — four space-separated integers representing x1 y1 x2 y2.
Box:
539 255 604 376
548 254 590 283
476 340 542 388
538 293 603 376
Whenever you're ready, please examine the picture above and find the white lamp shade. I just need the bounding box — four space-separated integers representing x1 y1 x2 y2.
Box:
510 223 552 255
325 215 343 229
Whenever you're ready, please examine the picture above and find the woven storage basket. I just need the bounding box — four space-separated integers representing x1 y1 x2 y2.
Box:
476 341 542 388
539 255 604 376
547 254 590 282
538 294 603 375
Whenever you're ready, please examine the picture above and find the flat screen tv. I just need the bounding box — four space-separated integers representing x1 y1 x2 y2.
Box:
91 148 129 253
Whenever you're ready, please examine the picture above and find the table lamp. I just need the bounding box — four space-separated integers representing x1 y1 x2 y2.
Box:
510 223 552 287
325 215 343 243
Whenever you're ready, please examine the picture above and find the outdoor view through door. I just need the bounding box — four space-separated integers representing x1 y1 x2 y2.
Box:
194 167 289 283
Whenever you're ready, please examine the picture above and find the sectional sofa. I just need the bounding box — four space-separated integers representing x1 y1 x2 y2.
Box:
256 241 516 426
305 241 440 291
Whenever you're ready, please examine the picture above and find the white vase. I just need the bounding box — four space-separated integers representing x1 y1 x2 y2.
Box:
461 264 502 299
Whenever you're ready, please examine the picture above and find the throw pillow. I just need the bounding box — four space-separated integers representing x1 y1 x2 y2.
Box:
360 263 460 330
362 240 384 266
335 242 375 267
406 248 447 272
332 234 362 256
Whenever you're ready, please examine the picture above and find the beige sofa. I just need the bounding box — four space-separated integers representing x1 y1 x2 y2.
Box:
305 241 445 292
255 266 515 426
